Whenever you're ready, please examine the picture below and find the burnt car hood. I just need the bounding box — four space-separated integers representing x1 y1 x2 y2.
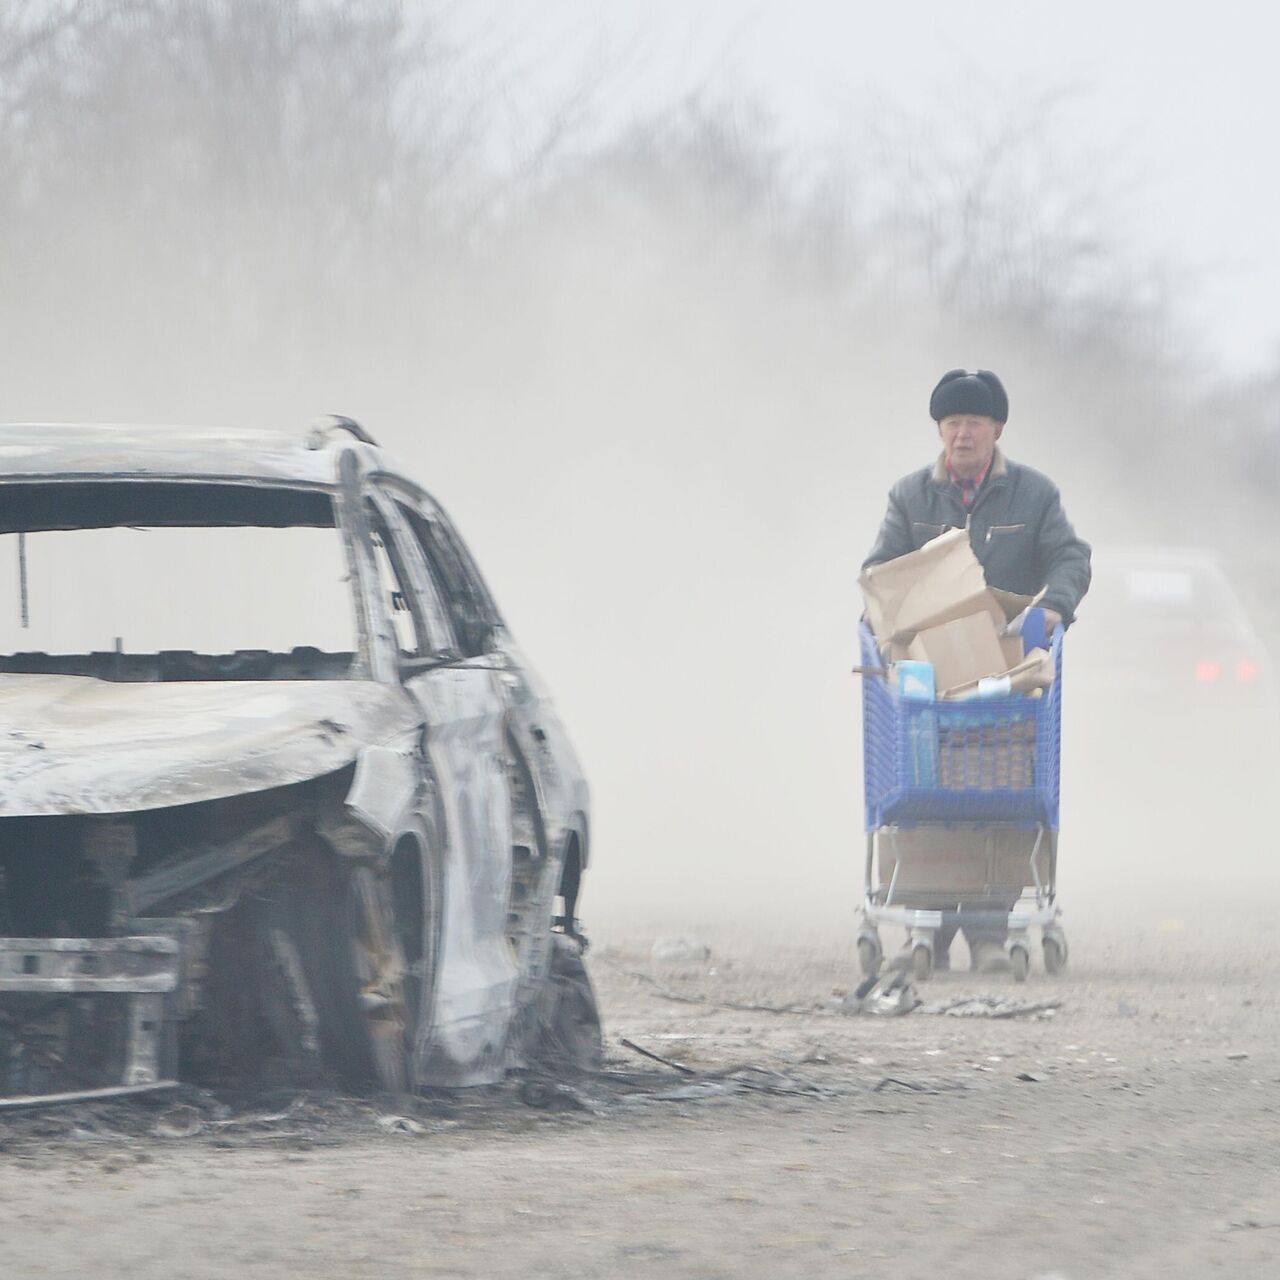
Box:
0 674 421 816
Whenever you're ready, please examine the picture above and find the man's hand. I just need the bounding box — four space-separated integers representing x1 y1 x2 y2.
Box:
1042 608 1063 633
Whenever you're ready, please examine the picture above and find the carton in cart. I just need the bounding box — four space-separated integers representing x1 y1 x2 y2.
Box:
908 611 1009 697
859 527 1047 697
860 528 992 644
941 645 1056 701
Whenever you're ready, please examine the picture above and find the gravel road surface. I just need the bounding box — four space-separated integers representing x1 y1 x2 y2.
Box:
2 909 1277 1280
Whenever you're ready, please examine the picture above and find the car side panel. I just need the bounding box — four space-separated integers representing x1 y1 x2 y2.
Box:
499 637 590 868
406 665 517 1085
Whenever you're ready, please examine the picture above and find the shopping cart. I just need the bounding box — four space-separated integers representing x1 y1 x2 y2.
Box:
855 620 1067 983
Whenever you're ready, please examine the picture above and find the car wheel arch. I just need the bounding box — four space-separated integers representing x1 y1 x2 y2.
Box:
381 817 445 1079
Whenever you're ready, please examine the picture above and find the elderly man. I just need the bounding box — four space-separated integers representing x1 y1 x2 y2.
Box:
863 369 1091 971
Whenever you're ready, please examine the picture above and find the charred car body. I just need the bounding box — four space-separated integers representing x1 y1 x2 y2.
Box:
0 420 598 1104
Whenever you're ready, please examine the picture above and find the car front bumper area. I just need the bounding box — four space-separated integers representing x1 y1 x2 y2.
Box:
0 933 184 1109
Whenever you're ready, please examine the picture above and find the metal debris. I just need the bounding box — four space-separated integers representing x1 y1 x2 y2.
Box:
921 996 1062 1019
611 1042 903 1104
841 967 920 1016
0 1081 180 1113
872 1077 938 1094
619 1038 697 1076
517 1077 605 1114
374 1113 428 1136
601 957 812 1016
152 1104 204 1138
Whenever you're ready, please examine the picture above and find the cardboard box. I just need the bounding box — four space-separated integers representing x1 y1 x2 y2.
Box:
876 824 1048 896
889 620 1034 697
990 586 1043 621
1000 632 1025 669
860 527 1035 645
908 609 1010 696
940 646 1055 701
860 529 986 643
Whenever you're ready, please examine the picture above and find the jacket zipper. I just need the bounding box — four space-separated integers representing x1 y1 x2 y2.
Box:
985 522 1025 543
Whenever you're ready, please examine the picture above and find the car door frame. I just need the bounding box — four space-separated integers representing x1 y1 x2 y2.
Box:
360 473 527 1084
374 476 592 1014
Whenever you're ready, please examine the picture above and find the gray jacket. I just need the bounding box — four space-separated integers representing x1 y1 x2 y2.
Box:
863 448 1091 624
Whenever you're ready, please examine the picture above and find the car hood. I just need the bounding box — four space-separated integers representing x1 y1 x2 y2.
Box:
0 674 420 816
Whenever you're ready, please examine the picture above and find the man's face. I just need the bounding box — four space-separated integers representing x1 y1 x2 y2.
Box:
938 413 1003 478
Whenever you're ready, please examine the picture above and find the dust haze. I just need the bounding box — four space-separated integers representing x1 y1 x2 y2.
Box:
1 1 1275 936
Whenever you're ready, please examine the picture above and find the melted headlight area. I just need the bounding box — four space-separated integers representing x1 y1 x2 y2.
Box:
0 766 396 1102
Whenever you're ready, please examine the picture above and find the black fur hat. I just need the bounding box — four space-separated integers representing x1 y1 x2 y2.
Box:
929 369 1008 423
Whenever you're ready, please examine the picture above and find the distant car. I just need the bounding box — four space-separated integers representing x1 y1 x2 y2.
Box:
1063 548 1279 897
1071 547 1276 710
0 419 599 1104
1067 544 1277 828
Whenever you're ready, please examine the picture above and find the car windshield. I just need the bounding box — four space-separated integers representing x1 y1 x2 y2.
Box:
1084 557 1240 627
0 481 356 680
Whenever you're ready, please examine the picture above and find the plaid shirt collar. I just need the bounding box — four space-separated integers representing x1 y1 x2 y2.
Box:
946 454 993 508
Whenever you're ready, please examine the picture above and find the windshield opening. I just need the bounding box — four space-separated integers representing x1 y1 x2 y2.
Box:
0 481 357 682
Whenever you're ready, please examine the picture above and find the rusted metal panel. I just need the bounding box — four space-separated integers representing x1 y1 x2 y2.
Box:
0 676 420 816
344 740 420 841
0 424 344 485
0 936 180 993
0 1082 179 1111
125 814 303 914
0 936 183 1096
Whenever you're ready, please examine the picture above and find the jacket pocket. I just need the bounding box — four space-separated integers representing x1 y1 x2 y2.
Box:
911 521 947 544
985 523 1026 543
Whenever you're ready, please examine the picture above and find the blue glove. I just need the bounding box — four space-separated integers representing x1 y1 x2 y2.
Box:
1018 607 1050 651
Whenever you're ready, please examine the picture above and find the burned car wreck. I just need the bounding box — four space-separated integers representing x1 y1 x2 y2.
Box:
0 420 599 1104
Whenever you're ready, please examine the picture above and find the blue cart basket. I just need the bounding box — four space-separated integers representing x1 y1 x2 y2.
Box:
855 621 1067 983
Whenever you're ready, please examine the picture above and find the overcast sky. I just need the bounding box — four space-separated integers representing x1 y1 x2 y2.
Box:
453 0 1280 376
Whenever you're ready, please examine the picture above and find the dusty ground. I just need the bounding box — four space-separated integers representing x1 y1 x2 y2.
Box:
2 908 1278 1280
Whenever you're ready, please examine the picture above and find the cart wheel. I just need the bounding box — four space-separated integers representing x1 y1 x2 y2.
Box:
1043 934 1068 975
911 943 934 982
1009 944 1030 984
857 936 882 979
